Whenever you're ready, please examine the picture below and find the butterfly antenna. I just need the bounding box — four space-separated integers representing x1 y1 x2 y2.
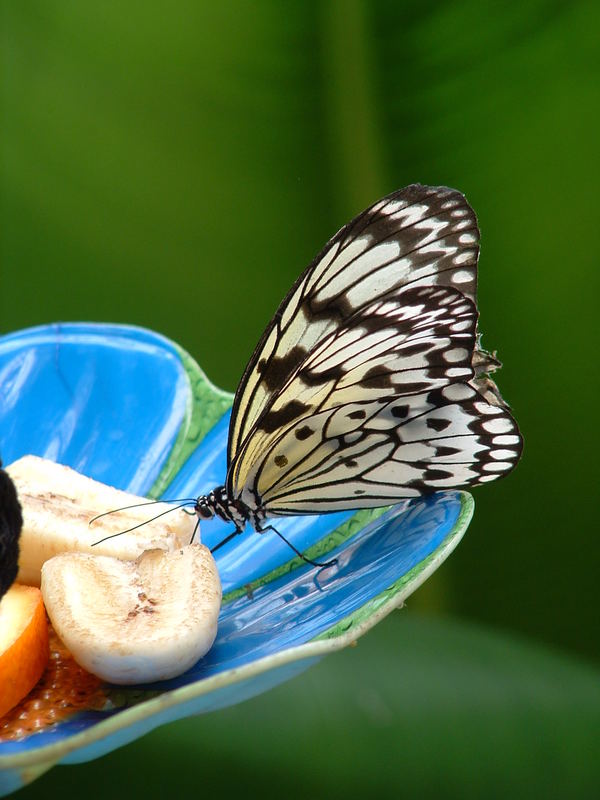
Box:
89 498 197 526
90 501 196 546
259 524 337 569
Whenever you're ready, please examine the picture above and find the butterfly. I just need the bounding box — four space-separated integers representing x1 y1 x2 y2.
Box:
194 184 522 542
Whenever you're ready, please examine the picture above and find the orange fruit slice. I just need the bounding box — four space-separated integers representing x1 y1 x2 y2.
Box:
0 584 49 717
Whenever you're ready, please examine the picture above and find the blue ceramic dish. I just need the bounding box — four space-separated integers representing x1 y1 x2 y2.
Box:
0 323 472 795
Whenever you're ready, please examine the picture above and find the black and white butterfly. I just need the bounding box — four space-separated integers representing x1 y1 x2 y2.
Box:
195 184 522 540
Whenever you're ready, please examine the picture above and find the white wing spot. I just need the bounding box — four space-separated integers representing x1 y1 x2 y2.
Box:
482 418 515 434
390 203 429 225
446 367 471 378
458 232 477 244
382 199 406 215
369 198 389 214
453 252 474 265
450 320 472 332
453 219 472 231
418 242 454 257
442 384 476 401
412 218 448 244
491 449 518 460
444 348 469 363
474 402 502 416
452 270 473 284
483 461 514 472
492 434 520 445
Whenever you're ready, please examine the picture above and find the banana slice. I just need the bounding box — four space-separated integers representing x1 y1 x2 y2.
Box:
6 455 197 586
41 545 221 684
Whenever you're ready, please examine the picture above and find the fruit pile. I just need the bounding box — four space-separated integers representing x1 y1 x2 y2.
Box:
0 456 222 730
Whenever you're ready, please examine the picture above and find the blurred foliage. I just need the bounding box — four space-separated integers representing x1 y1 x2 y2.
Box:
2 0 599 796
19 617 600 799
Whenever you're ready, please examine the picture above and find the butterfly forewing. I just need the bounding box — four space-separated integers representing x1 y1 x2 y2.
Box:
228 185 481 463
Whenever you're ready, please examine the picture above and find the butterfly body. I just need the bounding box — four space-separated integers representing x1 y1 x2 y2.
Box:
195 485 265 532
195 185 522 536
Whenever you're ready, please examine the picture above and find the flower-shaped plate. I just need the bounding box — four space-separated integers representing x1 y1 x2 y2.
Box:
0 323 473 795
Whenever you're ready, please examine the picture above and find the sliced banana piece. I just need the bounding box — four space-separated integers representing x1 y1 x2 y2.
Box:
6 455 197 586
41 545 221 684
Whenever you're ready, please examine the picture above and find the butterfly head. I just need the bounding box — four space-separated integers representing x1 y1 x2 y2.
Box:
194 486 250 531
194 496 215 521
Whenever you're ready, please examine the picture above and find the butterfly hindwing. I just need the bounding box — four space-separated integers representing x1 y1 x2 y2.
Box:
228 281 521 510
228 184 481 464
252 380 521 515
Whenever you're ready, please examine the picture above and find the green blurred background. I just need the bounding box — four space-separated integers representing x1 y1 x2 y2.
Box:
2 1 599 797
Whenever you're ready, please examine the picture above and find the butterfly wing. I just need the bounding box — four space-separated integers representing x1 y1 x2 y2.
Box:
228 281 521 514
228 184 482 466
255 377 521 515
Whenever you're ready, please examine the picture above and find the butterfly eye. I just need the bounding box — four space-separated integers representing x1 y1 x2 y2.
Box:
194 500 213 520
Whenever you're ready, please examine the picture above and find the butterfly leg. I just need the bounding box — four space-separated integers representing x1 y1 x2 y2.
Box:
189 516 200 544
256 523 337 569
210 527 243 554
